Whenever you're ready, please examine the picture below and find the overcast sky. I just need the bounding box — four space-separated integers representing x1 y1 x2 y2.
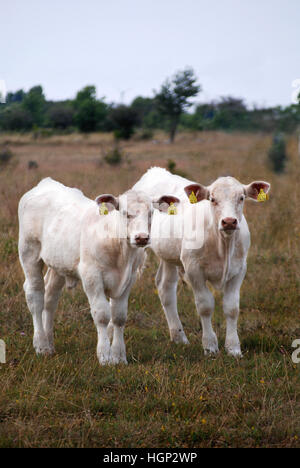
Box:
1 0 300 108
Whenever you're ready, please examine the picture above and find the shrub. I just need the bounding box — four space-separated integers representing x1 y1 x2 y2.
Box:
0 146 13 165
268 134 287 173
73 86 108 133
0 104 33 131
167 159 187 178
28 160 38 169
47 104 74 129
167 159 176 173
23 85 46 126
103 144 123 165
109 105 139 140
134 129 154 141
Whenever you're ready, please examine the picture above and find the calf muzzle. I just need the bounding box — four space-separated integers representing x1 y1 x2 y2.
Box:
134 233 150 246
221 217 238 231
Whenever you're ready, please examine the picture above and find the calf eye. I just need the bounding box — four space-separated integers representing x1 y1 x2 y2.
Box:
210 197 217 204
240 196 245 202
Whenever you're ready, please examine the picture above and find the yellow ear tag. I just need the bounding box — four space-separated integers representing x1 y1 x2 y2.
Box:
99 202 109 215
168 202 177 215
257 188 269 202
189 191 198 204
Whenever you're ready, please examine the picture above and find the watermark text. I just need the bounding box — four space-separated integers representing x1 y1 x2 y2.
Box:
0 339 6 363
292 339 300 364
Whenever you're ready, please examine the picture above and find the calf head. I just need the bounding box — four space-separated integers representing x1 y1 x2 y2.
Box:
96 191 180 247
184 177 270 237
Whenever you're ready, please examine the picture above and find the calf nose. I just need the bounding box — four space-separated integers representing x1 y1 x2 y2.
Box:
135 233 150 246
221 217 237 230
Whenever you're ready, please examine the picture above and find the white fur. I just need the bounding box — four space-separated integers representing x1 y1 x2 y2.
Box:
133 167 270 356
18 178 157 365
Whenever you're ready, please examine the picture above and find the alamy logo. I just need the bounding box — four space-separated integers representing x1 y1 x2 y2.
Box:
292 339 300 364
0 79 6 103
0 339 5 363
291 79 300 104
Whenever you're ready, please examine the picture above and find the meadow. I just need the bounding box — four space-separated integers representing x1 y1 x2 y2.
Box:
0 130 299 448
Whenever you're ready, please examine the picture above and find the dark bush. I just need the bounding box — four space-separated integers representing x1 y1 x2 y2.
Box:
23 85 46 126
73 86 108 132
103 143 123 165
109 105 139 140
28 160 38 169
0 146 13 165
130 96 155 125
47 104 74 129
268 134 287 173
167 159 187 178
0 104 33 131
134 129 154 140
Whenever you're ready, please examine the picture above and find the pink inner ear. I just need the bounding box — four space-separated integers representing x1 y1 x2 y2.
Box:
248 182 270 199
159 195 180 205
184 184 207 202
96 195 118 208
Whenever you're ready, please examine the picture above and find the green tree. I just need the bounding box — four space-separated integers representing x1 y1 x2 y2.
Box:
108 105 139 140
268 134 287 173
47 103 74 129
212 97 248 130
73 85 107 132
154 68 200 142
130 96 155 125
0 104 33 131
23 85 46 126
6 89 25 104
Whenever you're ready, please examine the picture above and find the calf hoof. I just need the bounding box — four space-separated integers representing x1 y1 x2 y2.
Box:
34 335 54 355
110 346 128 365
98 352 111 366
35 345 55 356
226 347 243 358
170 329 189 344
203 335 219 356
111 355 128 365
204 347 219 356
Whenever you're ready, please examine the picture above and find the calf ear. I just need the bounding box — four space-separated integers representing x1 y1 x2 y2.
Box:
244 181 271 201
95 194 119 212
153 195 180 213
184 183 208 203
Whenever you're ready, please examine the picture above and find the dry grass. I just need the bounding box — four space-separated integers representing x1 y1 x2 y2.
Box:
0 130 299 447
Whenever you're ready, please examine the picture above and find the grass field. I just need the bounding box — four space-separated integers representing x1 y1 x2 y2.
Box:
0 130 299 448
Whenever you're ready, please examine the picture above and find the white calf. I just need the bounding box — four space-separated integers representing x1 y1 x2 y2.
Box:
18 178 179 365
133 168 271 356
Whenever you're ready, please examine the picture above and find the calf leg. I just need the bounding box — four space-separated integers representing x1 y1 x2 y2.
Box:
184 264 218 355
194 287 218 355
110 295 129 364
156 260 189 344
19 241 50 354
79 264 111 365
42 268 65 354
223 267 246 357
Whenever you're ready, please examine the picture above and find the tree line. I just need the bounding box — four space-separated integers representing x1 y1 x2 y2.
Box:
1 68 300 142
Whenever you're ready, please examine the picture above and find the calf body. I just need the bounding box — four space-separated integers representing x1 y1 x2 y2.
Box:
133 168 270 355
18 178 178 364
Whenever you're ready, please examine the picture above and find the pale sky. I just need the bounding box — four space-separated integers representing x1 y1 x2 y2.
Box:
1 0 300 108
